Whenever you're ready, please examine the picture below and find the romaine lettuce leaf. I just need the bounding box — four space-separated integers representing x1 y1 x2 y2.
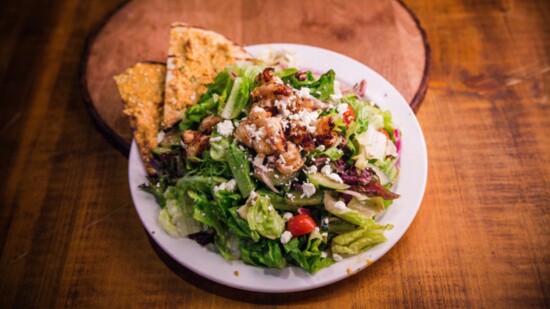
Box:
240 238 286 269
283 236 334 274
282 69 336 101
227 143 256 197
245 193 285 240
209 132 231 162
331 223 392 255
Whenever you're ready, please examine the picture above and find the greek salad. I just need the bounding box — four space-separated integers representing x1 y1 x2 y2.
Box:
142 61 401 274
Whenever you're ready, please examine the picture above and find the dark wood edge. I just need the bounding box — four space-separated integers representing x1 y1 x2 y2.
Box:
79 0 132 156
397 0 432 113
80 0 432 155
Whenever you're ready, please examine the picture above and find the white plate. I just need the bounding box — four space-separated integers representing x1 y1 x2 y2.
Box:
129 43 428 293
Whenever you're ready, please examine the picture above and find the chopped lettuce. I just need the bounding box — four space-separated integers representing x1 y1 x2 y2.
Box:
220 64 261 119
331 223 392 255
314 146 344 161
240 238 287 269
282 69 336 101
283 235 334 274
209 132 231 162
227 143 256 197
244 193 285 240
179 71 234 131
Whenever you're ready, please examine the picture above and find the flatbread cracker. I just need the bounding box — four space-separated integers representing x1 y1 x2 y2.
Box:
114 62 166 175
163 23 251 128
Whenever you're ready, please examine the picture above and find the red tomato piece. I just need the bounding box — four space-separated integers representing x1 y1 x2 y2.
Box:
287 214 317 237
343 105 355 127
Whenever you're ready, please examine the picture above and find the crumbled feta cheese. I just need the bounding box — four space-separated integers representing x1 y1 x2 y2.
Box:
320 165 344 183
337 103 349 115
286 193 295 201
216 120 235 137
213 179 237 193
280 231 293 244
321 251 328 258
321 165 332 175
334 200 347 211
296 87 311 98
301 183 316 198
322 217 329 225
327 172 344 183
209 136 222 142
304 165 318 174
283 212 294 221
314 227 320 233
321 232 328 237
316 145 326 152
332 253 343 261
267 205 274 211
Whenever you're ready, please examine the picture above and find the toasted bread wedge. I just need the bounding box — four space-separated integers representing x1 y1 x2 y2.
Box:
163 23 251 128
114 62 166 175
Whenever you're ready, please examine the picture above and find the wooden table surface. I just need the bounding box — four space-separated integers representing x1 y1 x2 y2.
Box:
0 0 548 307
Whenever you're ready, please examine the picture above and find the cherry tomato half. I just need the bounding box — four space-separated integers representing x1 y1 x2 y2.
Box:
287 214 317 237
343 105 355 127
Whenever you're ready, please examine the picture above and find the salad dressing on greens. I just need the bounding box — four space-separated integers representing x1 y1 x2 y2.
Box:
142 61 402 273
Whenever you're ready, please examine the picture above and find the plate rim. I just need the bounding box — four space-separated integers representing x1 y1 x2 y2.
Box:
129 43 428 293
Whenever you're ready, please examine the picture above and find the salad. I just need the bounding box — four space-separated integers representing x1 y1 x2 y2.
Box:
142 62 401 274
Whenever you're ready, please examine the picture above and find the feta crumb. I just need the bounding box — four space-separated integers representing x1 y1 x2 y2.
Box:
286 193 295 201
334 200 347 211
280 231 293 244
209 136 222 142
322 217 329 225
321 232 328 237
301 183 316 198
337 103 349 115
316 145 326 152
213 179 237 193
321 251 328 258
267 205 274 211
332 253 343 261
216 120 235 137
304 165 317 174
321 165 332 175
296 87 311 98
282 212 294 221
327 172 344 183
314 227 320 233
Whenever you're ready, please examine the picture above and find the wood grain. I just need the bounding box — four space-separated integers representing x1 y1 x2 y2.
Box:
83 0 430 152
0 0 548 308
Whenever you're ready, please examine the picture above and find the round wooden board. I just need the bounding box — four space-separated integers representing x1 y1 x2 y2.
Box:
82 0 431 153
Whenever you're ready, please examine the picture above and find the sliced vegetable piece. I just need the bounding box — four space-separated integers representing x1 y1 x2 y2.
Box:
307 172 350 190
